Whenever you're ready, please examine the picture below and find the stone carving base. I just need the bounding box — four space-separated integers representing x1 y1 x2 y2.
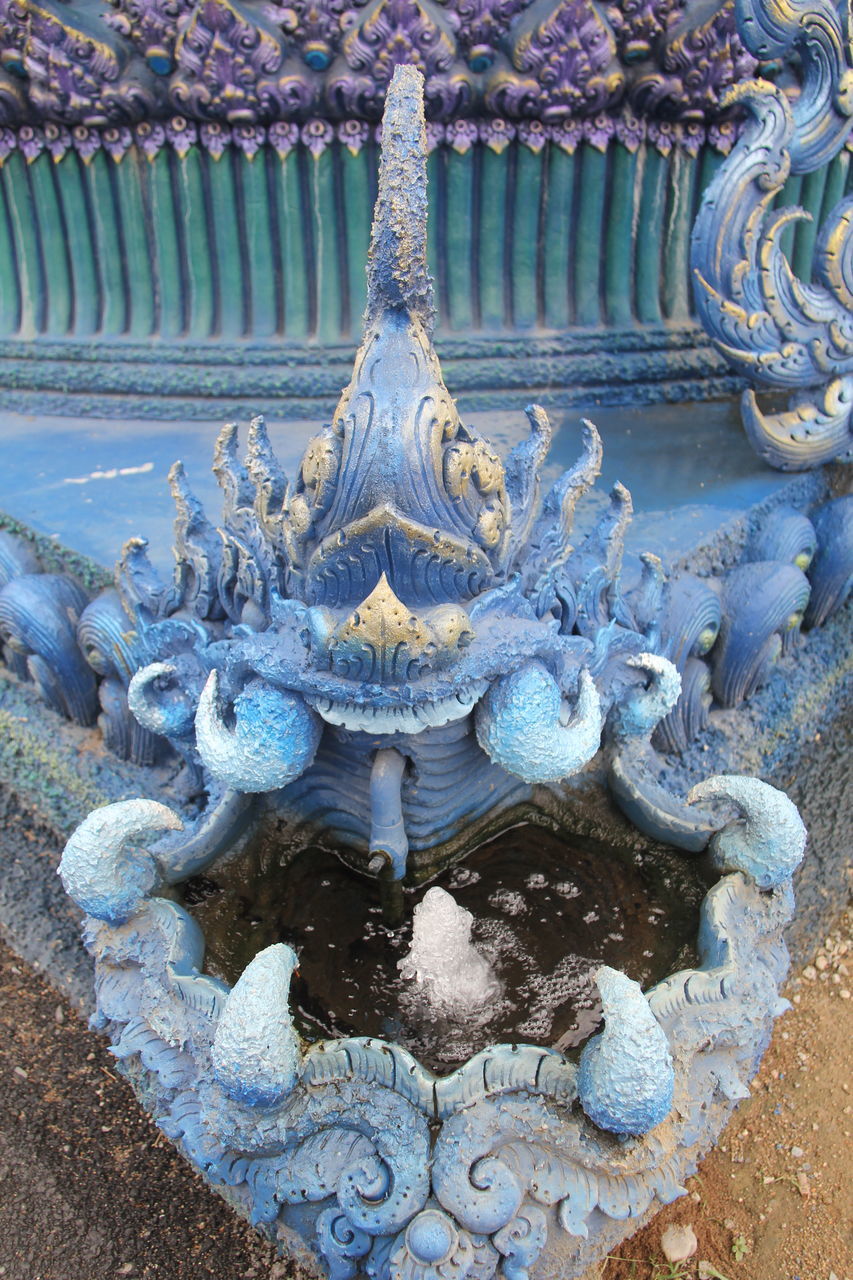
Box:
79 865 792 1280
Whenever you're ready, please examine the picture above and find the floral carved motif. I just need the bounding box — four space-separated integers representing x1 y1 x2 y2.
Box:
331 0 471 117
691 0 853 468
170 0 314 121
24 0 163 123
106 0 196 74
0 0 782 130
605 0 684 64
0 0 27 75
489 0 624 119
438 0 534 72
631 0 755 118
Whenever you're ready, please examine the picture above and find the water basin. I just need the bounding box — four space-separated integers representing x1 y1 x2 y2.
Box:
182 821 706 1074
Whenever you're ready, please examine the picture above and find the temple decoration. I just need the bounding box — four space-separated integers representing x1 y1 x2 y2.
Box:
0 0 758 134
26 62 831 1280
691 0 853 469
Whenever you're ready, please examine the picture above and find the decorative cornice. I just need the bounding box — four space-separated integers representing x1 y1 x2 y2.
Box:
0 105 760 159
0 0 759 128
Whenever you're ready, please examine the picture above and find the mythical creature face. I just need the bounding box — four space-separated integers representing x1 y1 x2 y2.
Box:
116 65 711 876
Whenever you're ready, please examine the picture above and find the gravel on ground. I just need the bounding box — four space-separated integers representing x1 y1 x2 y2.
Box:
0 910 850 1280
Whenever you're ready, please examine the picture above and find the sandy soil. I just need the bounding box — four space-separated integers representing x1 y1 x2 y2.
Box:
599 907 852 1280
0 909 849 1280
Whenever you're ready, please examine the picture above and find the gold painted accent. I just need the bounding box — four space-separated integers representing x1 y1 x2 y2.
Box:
329 572 474 682
340 574 432 653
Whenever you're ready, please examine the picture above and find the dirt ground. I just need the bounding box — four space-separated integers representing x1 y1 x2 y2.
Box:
0 909 850 1280
599 906 853 1280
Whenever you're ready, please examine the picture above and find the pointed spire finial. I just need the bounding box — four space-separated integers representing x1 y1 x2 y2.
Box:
365 64 435 333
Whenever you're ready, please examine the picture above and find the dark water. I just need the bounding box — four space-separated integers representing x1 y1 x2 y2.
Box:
181 823 705 1075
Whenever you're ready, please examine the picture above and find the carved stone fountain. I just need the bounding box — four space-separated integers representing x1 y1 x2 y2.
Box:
46 60 836 1280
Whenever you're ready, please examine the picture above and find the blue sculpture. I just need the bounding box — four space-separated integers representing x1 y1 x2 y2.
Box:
578 966 675 1137
59 771 807 1278
691 0 853 469
86 67 724 874
53 62 819 1280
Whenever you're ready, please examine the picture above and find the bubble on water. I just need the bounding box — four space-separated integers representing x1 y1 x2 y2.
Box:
448 866 481 888
515 953 600 1042
525 872 548 889
488 888 528 916
555 881 580 899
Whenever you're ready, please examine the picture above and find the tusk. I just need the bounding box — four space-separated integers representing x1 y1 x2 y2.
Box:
59 799 183 924
195 671 323 793
475 661 603 783
687 774 807 888
578 966 675 1137
211 944 301 1107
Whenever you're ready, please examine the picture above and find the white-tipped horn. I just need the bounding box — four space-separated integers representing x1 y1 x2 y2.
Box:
687 774 807 888
475 662 603 783
59 799 183 924
578 966 675 1136
127 661 196 737
195 671 323 793
616 653 682 737
211 943 301 1107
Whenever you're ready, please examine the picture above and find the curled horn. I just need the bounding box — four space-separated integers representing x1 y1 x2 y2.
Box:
804 496 852 628
688 774 807 889
475 661 602 783
60 788 254 923
611 652 682 737
653 575 721 754
0 531 39 584
59 799 183 924
659 574 721 670
747 505 816 570
578 966 674 1136
653 658 713 755
0 533 40 680
128 661 198 739
0 574 98 725
78 591 164 765
211 944 301 1107
195 671 323 793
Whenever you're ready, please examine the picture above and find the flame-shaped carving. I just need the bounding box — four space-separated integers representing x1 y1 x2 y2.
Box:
691 0 853 468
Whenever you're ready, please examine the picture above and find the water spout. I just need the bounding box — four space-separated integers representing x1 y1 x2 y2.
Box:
398 886 500 1017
